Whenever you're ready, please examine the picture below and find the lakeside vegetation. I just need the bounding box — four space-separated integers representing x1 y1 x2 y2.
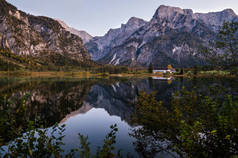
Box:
173 67 237 78
0 68 236 79
0 82 237 157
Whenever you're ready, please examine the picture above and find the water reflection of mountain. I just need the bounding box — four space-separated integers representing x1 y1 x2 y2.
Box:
79 79 182 123
1 77 237 128
0 78 203 128
0 79 94 127
84 82 137 123
1 77 237 157
78 77 238 124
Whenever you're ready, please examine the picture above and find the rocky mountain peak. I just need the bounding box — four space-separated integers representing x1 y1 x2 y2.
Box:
222 8 236 15
126 17 147 26
86 5 238 68
56 19 93 44
153 5 193 20
0 0 92 68
86 16 147 60
194 8 238 31
120 16 147 33
56 19 68 29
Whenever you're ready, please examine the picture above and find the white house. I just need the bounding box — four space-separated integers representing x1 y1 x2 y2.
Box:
153 69 176 74
153 70 167 73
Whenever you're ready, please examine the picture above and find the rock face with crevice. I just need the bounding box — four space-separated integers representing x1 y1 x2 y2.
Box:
86 5 238 67
0 0 91 67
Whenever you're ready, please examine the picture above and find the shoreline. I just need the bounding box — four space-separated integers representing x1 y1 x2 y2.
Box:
0 71 236 79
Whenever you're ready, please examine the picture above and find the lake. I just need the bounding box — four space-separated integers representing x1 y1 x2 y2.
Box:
0 77 237 157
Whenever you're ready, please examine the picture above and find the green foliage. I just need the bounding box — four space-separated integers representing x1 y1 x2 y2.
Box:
0 46 135 73
78 134 91 158
131 88 238 158
0 48 28 64
96 124 119 158
199 70 231 76
3 124 66 158
0 94 34 144
0 47 44 70
0 93 121 157
0 94 68 157
0 58 21 71
230 66 238 76
193 65 198 75
180 68 184 75
216 21 238 67
0 98 121 158
0 80 238 157
69 124 121 158
90 65 130 74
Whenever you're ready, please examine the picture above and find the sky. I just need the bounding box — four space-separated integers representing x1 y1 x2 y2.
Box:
6 0 238 36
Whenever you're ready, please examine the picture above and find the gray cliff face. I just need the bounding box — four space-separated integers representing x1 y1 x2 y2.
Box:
86 5 238 67
56 19 93 44
194 9 238 32
85 17 147 61
0 0 91 63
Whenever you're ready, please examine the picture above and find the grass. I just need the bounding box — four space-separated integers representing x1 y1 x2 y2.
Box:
199 70 231 75
0 71 166 79
0 69 235 79
0 71 94 78
173 70 235 78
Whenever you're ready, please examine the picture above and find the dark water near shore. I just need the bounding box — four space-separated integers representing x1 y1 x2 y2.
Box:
0 77 237 157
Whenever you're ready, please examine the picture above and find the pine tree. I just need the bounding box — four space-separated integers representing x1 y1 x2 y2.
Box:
148 63 153 73
201 21 238 69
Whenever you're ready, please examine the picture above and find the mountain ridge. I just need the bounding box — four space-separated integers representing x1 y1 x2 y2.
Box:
0 0 92 70
56 19 93 44
86 5 238 67
1 1 237 69
85 16 147 61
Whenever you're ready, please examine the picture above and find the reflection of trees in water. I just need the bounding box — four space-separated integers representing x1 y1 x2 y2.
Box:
130 85 238 158
0 79 95 144
130 128 177 158
0 77 135 144
0 77 237 156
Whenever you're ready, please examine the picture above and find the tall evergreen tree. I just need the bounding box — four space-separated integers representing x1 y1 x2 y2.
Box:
216 21 238 67
201 21 238 69
148 63 153 73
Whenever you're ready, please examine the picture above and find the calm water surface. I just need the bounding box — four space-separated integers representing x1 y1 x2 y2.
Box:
0 77 237 157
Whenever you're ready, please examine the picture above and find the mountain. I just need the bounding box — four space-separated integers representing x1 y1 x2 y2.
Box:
0 0 91 70
86 5 238 67
85 17 147 61
56 19 93 44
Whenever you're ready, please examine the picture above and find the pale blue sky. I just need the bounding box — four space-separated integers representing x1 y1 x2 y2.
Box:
6 0 238 36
